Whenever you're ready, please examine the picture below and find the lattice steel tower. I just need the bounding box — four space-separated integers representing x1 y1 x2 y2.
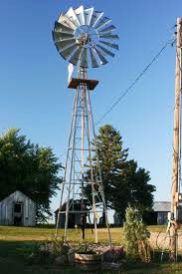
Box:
52 6 119 243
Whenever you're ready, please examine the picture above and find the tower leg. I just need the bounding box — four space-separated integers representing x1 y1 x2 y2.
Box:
87 90 112 245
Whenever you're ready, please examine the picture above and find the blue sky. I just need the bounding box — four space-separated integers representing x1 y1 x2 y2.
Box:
0 1 182 217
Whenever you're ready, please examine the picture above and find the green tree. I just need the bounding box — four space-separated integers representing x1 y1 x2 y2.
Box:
0 128 62 222
90 124 155 219
93 124 128 208
110 160 155 218
123 206 151 262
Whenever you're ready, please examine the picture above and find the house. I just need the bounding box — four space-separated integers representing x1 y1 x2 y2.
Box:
0 191 36 226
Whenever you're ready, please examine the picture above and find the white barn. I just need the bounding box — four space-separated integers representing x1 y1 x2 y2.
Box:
0 191 36 226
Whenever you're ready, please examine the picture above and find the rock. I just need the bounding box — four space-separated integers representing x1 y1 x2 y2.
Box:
54 255 68 265
102 262 122 271
68 250 75 265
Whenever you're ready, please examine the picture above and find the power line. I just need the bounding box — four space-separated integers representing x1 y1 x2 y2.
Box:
96 37 176 126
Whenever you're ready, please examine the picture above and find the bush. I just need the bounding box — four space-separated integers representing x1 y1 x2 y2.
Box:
123 206 151 262
27 237 73 266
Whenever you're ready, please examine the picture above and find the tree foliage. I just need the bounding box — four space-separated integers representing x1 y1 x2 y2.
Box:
90 125 156 218
123 206 151 262
0 128 62 222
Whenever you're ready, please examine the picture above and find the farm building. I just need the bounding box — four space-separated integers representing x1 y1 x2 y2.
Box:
144 201 182 225
0 191 36 226
152 201 171 225
148 201 182 225
55 199 88 228
113 212 123 226
114 202 182 226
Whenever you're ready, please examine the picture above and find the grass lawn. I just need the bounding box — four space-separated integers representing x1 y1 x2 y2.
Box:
0 225 167 243
0 225 182 274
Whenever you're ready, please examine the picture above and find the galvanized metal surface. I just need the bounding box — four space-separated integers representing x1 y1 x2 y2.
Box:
52 5 119 69
56 68 111 244
0 191 36 227
53 6 118 245
153 202 171 212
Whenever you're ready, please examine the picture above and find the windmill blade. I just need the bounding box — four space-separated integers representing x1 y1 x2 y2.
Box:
100 40 119 50
84 7 94 26
89 48 99 68
69 47 82 66
55 39 76 51
52 31 62 42
90 11 104 27
52 30 75 42
93 47 108 66
60 44 78 60
99 34 119 40
80 48 88 68
95 17 111 30
65 7 81 27
96 44 115 57
53 32 74 41
54 22 74 34
91 11 104 27
75 5 85 25
99 25 116 34
57 15 77 30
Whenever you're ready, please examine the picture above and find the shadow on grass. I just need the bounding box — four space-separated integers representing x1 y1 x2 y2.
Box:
1 241 182 274
151 249 182 263
0 240 80 274
0 240 36 258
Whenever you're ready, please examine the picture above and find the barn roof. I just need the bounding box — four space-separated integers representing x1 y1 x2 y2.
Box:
0 190 35 204
153 201 171 212
54 199 89 213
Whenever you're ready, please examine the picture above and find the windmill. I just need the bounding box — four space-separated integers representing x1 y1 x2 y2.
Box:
52 6 119 243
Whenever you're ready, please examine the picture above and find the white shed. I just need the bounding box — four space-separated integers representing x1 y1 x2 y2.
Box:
0 191 36 226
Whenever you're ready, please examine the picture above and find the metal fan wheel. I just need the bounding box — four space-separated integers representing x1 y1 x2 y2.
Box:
52 5 119 68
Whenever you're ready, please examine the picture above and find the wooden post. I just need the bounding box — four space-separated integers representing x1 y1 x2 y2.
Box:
170 17 182 261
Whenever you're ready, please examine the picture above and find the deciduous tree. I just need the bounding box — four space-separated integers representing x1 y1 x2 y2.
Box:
0 128 62 222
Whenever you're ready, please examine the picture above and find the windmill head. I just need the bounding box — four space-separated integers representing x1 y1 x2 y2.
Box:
52 6 119 69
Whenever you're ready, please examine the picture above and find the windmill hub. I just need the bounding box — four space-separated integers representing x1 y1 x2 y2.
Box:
76 33 90 46
75 25 97 47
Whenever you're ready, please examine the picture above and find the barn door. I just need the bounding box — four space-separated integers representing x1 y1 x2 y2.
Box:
13 202 23 226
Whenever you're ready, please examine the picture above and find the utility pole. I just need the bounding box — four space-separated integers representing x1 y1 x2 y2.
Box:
170 17 182 261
